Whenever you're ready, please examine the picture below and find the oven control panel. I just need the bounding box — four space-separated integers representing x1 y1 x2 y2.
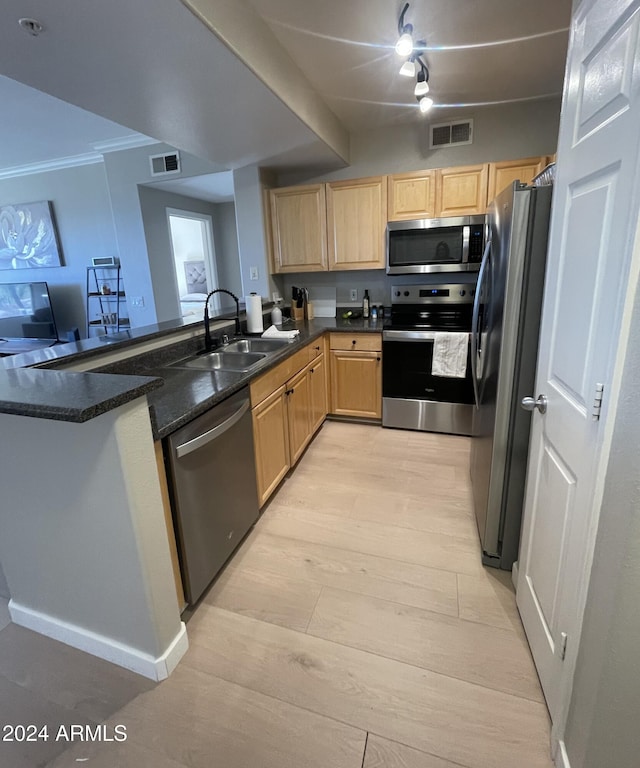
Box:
391 284 476 305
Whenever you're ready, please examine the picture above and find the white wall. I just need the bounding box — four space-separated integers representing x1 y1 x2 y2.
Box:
102 143 226 327
233 164 280 302
0 163 119 337
277 98 561 186
138 185 241 321
0 398 185 677
213 202 242 301
563 283 640 768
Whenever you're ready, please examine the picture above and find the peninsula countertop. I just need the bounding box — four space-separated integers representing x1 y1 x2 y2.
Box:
0 313 384 434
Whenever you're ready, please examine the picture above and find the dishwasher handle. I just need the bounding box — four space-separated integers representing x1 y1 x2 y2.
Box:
175 398 250 459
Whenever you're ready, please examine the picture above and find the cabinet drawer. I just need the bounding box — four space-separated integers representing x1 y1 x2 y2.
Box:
329 332 381 352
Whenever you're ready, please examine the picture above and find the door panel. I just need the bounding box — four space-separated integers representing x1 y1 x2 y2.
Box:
516 0 640 741
525 443 575 640
550 173 617 399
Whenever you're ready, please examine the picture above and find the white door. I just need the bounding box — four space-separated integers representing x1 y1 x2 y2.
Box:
516 0 640 742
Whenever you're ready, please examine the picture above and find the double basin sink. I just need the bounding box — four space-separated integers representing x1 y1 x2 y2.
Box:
167 337 294 373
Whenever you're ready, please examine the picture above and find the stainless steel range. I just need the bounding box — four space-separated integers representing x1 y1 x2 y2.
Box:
382 282 476 435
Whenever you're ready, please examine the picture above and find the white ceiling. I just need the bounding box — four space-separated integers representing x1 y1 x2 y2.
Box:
247 0 572 130
0 76 155 175
145 172 236 204
0 0 572 179
0 0 342 174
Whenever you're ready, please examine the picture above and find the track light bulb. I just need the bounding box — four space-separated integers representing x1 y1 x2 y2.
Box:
418 96 434 113
414 77 429 97
399 59 416 77
395 32 414 57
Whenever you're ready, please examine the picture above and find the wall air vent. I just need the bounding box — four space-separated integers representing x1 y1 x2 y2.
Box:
429 119 473 149
149 152 181 176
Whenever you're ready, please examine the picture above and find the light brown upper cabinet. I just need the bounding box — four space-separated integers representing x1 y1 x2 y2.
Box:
270 184 327 273
388 170 437 221
326 176 387 271
435 164 489 217
486 157 548 205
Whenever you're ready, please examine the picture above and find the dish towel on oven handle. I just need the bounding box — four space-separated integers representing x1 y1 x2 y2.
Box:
431 332 469 378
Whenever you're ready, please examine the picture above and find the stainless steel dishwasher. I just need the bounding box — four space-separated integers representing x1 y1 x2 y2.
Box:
166 387 259 605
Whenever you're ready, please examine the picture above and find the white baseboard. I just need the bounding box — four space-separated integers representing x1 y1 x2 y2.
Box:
555 740 571 768
8 601 188 681
512 560 519 590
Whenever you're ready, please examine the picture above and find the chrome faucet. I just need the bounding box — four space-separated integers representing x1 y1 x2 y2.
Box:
203 289 241 352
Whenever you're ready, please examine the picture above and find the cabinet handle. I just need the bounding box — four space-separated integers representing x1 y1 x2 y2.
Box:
314 345 320 351
376 356 381 362
310 368 315 374
352 339 357 345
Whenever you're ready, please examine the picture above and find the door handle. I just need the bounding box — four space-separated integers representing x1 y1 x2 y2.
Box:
175 399 250 458
521 395 547 414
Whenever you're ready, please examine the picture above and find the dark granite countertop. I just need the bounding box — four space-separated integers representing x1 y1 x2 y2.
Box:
0 312 383 433
0 367 163 423
144 316 384 439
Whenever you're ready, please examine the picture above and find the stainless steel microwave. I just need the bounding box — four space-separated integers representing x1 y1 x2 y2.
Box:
386 215 488 274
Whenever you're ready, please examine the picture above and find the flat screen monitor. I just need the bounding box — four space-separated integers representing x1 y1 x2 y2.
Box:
0 281 59 342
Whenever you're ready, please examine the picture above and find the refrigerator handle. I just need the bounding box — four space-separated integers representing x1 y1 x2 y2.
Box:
471 239 491 408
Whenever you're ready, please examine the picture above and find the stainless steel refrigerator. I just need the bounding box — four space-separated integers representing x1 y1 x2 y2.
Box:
470 181 553 570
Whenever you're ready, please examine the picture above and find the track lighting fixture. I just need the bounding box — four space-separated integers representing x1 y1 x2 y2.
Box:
395 3 435 116
418 95 434 113
395 3 414 56
414 64 430 97
399 57 416 77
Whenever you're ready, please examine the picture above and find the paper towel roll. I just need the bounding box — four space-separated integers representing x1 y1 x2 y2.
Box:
245 293 264 334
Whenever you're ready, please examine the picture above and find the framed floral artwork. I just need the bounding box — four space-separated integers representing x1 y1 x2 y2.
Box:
0 200 63 269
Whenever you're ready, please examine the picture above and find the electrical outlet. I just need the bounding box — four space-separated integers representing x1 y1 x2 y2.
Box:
249 266 259 280
350 289 358 301
130 296 145 308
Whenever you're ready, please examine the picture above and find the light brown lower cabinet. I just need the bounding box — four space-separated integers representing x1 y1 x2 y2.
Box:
309 354 328 434
250 342 328 507
330 350 382 419
286 365 312 466
328 333 382 420
252 385 290 508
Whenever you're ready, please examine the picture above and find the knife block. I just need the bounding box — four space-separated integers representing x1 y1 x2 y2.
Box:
292 304 305 322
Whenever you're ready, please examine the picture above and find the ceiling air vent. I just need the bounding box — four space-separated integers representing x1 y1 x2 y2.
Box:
149 152 181 176
429 120 473 149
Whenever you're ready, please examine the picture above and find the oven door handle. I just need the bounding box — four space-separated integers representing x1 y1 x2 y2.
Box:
471 238 491 408
383 330 440 342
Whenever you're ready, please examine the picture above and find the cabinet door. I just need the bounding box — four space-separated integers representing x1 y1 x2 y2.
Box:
330 350 382 419
435 164 489 217
270 184 327 273
252 386 290 507
326 176 387 270
388 171 437 221
308 354 327 435
286 367 312 466
487 157 547 204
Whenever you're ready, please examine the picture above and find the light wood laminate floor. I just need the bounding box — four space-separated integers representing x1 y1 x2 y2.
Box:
0 421 552 768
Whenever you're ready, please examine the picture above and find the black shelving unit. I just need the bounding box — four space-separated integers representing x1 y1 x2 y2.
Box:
86 265 130 337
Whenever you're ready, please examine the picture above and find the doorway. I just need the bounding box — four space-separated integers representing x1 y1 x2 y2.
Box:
167 210 219 317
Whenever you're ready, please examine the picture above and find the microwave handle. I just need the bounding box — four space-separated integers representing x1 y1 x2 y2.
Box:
461 225 470 264
471 239 491 408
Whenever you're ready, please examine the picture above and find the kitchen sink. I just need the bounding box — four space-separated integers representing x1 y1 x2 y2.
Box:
169 350 266 372
224 337 292 353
